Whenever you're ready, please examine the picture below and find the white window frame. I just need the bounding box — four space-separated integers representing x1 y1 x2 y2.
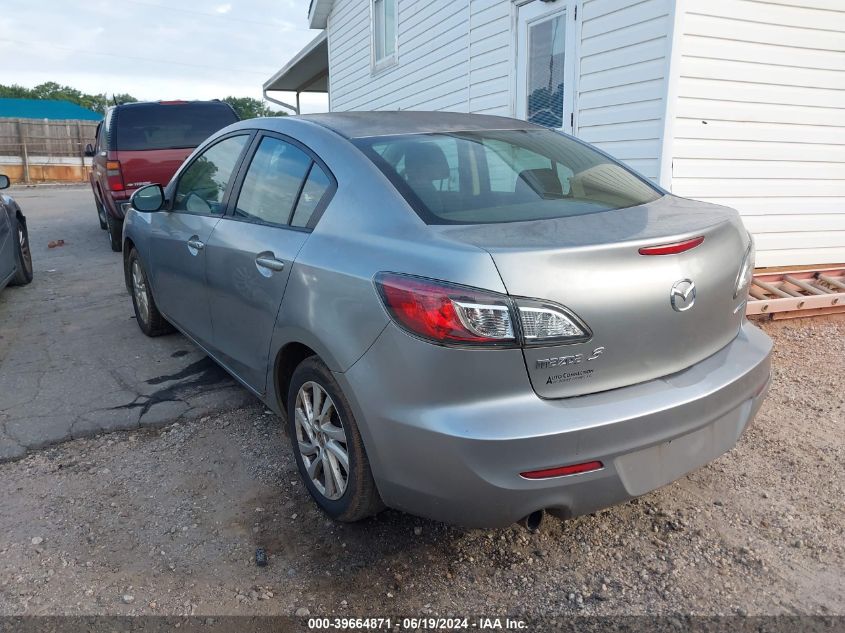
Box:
513 0 579 134
371 0 398 73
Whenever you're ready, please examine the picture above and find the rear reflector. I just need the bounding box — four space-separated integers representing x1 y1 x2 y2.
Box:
639 236 705 256
520 460 604 480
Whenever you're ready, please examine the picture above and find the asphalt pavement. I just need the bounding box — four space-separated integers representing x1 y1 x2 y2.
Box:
0 185 255 461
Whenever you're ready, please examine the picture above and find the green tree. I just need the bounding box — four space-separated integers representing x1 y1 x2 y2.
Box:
0 84 32 99
0 82 124 114
222 96 287 120
1 83 278 118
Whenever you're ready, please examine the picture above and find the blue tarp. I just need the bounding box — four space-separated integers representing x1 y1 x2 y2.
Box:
0 98 102 121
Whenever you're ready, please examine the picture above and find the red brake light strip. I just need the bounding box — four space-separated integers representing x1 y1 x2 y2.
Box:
639 236 705 256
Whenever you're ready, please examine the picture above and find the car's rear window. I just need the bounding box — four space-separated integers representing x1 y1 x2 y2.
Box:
114 104 238 151
354 129 662 224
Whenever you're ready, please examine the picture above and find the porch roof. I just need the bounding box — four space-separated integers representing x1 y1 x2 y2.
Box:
263 31 328 94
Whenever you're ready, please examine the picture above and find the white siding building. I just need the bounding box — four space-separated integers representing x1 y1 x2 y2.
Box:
265 0 845 267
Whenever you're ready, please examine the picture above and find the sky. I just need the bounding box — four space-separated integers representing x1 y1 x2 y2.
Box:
0 0 328 113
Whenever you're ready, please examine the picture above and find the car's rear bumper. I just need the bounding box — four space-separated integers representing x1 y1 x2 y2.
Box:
100 189 132 219
338 321 772 528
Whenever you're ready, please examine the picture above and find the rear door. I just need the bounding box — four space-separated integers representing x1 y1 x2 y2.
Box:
117 148 193 190
205 132 336 393
114 102 239 191
148 132 252 347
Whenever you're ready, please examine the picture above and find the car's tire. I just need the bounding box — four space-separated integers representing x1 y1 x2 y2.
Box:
106 212 122 252
287 357 383 522
127 247 173 337
10 215 33 286
95 196 108 230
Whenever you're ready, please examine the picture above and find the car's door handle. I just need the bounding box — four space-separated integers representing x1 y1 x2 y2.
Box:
255 255 285 272
187 238 205 251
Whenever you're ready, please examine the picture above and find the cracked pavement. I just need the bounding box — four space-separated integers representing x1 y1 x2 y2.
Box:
0 186 256 461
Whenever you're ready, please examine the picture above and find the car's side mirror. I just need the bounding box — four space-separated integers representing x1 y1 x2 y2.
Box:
84 144 96 157
0 175 9 190
131 184 165 212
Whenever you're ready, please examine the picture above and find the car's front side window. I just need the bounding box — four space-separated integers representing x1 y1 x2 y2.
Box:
233 136 312 226
173 134 249 215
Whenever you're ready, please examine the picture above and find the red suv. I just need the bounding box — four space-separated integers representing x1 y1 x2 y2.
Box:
86 100 239 251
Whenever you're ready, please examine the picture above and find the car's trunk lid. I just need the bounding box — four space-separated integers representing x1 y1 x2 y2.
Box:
432 195 749 398
114 148 194 191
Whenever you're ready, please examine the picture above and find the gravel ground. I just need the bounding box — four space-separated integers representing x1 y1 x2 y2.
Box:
0 318 842 617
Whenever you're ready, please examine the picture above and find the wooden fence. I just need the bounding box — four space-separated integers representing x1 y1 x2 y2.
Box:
0 118 100 183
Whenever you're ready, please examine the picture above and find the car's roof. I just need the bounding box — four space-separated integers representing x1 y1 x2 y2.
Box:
110 100 230 111
296 111 540 139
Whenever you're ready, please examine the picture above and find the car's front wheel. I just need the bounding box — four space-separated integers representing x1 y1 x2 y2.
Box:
287 357 383 522
10 215 33 286
127 248 172 337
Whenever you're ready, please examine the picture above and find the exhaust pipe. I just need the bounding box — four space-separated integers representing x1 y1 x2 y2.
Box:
520 509 545 533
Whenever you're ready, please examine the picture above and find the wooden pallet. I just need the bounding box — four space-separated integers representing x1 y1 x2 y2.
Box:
746 267 845 320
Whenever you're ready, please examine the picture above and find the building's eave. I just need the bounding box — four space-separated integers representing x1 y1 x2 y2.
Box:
308 0 334 29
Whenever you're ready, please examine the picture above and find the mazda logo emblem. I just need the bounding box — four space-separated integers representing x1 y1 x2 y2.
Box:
670 279 696 312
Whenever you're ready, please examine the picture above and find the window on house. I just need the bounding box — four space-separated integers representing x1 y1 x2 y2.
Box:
373 0 396 65
527 13 566 128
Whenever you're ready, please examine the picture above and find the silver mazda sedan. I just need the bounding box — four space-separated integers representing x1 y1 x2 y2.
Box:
124 112 771 528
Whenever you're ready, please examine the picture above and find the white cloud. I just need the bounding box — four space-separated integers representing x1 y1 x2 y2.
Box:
2 0 328 112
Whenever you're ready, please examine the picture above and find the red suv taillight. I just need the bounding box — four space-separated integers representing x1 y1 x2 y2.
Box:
106 160 125 192
374 272 591 347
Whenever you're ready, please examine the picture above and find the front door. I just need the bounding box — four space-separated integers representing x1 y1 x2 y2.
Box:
206 133 334 393
515 0 577 133
148 133 251 347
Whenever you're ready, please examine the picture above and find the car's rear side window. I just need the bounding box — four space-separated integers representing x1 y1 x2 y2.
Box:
355 129 662 224
114 104 238 151
290 165 331 228
234 136 312 226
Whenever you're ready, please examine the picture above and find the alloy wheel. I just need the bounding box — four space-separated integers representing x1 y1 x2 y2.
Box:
294 381 350 500
131 260 150 325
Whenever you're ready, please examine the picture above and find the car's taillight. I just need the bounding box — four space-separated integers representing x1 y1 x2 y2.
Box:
374 273 591 347
374 273 516 346
514 299 591 346
106 160 125 192
734 236 755 300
